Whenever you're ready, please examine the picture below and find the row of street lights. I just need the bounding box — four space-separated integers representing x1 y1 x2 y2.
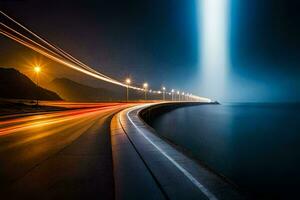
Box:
124 78 195 102
32 66 197 104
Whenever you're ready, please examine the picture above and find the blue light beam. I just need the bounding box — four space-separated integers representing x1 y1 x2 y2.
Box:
198 0 230 100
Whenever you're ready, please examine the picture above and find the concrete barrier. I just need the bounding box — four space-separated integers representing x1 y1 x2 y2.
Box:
110 103 245 200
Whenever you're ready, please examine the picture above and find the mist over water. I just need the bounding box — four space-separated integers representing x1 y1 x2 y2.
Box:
195 0 300 102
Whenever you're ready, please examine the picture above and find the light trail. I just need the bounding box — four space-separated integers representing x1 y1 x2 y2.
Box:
0 102 124 127
0 24 149 91
0 10 205 101
0 28 130 88
0 102 130 198
0 22 66 60
0 103 128 136
0 11 108 78
0 14 139 89
0 22 118 83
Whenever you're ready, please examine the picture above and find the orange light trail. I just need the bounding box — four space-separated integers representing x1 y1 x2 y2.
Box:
0 11 111 79
0 102 126 127
0 103 132 136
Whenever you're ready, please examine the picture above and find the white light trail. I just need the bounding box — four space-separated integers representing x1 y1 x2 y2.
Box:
0 28 130 88
0 10 207 101
0 10 112 79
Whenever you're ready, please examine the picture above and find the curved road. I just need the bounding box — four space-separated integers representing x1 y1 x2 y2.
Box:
0 103 134 199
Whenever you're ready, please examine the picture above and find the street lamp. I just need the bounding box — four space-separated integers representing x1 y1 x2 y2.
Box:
34 66 41 105
177 91 180 101
143 82 148 100
182 92 185 101
125 78 131 102
171 89 174 101
162 87 166 101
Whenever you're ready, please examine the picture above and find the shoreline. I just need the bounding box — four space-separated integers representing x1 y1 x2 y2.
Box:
138 102 244 192
110 102 245 199
138 102 300 199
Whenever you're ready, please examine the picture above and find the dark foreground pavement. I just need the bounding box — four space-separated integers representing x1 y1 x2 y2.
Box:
1 102 246 200
0 104 130 199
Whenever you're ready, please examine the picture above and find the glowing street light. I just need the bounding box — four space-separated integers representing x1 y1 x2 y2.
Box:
177 91 180 101
125 78 131 102
34 66 41 73
143 82 148 100
34 65 41 105
162 86 166 101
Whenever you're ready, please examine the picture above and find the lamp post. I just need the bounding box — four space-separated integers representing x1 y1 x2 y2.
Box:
125 78 131 102
171 89 174 101
34 66 41 106
182 92 185 102
143 83 148 100
162 87 166 101
177 91 180 101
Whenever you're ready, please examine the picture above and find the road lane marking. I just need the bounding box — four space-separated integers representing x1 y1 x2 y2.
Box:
126 107 218 200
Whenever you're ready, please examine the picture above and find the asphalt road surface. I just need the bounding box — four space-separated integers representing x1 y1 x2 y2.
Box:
0 103 133 199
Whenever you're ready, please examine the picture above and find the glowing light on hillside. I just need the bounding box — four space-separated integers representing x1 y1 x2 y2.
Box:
34 66 41 73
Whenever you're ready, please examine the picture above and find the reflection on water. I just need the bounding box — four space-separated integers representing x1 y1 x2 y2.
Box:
150 103 300 199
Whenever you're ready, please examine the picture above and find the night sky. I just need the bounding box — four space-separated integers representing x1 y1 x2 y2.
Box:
1 0 299 102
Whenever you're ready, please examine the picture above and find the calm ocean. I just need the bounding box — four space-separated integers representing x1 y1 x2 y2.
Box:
149 103 300 199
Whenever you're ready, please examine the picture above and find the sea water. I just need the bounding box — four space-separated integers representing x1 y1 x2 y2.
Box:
149 103 300 199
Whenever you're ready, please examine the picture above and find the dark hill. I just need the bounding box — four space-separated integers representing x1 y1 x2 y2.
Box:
0 67 62 100
48 78 119 101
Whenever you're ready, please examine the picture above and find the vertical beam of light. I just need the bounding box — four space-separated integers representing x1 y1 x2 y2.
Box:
198 0 229 100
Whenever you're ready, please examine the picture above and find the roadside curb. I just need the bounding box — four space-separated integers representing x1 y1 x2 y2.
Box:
110 103 245 200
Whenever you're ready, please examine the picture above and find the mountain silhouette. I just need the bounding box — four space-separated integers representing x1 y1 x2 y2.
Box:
0 67 62 100
48 78 120 101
